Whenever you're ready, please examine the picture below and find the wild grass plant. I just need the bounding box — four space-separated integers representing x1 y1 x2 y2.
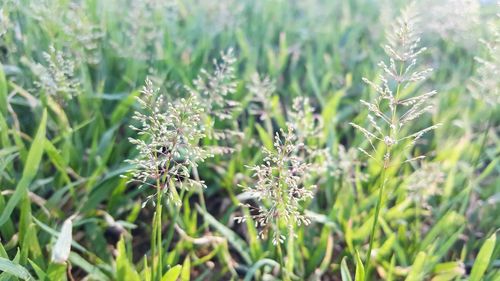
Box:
0 0 498 281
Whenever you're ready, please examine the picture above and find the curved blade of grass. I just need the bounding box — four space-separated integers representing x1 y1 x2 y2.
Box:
470 232 496 281
162 265 182 281
181 256 190 281
243 258 280 281
405 251 427 281
116 237 141 281
0 109 47 226
0 257 33 280
341 256 353 281
69 252 109 281
354 250 365 281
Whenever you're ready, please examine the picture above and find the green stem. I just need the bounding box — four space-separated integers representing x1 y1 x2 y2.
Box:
151 211 157 281
276 239 290 281
155 187 163 280
364 167 387 275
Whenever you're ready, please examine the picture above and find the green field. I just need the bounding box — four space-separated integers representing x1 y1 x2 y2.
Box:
0 0 498 280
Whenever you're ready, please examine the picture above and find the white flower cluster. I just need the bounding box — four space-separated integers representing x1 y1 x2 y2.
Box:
418 0 480 49
112 0 176 61
236 126 316 244
29 0 103 64
191 49 244 155
126 78 212 206
324 145 368 183
288 96 323 144
192 49 239 121
30 46 80 101
469 8 499 106
247 73 276 121
407 162 444 209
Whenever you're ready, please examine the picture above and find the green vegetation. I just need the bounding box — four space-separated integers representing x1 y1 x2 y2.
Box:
0 0 498 280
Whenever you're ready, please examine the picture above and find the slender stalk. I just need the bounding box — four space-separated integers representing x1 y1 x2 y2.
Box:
364 167 387 271
155 187 163 280
150 211 157 281
364 62 402 275
276 238 290 281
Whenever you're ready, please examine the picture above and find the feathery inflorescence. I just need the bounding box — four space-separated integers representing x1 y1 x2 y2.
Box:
28 46 80 101
247 73 276 121
407 162 444 209
126 78 212 206
190 49 243 153
468 7 499 106
324 145 368 183
29 1 103 64
192 49 239 121
350 3 439 168
112 0 176 61
288 96 323 144
418 0 480 48
236 126 316 244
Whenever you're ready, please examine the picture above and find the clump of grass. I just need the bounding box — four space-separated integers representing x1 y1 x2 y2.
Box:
350 2 440 271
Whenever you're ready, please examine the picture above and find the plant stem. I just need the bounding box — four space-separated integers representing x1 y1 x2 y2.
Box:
151 211 157 281
155 186 163 280
276 239 290 281
364 167 387 276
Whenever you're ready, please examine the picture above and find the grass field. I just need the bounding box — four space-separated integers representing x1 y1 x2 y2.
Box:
0 0 499 280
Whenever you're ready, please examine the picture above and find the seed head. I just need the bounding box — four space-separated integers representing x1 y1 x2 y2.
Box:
192 48 239 120
125 78 212 206
235 125 315 244
350 4 440 167
28 46 80 101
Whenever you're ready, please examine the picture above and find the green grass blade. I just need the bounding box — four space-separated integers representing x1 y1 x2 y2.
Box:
341 256 353 281
0 257 33 280
0 109 47 226
470 232 496 281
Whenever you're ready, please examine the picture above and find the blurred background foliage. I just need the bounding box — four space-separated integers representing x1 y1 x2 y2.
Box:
0 0 498 280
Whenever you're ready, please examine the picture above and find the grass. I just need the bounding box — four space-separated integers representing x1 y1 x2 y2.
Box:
0 0 499 280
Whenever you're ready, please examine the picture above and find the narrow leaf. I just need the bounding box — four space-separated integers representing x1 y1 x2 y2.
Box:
341 256 353 281
0 257 33 280
0 109 47 226
162 265 182 281
470 232 496 281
